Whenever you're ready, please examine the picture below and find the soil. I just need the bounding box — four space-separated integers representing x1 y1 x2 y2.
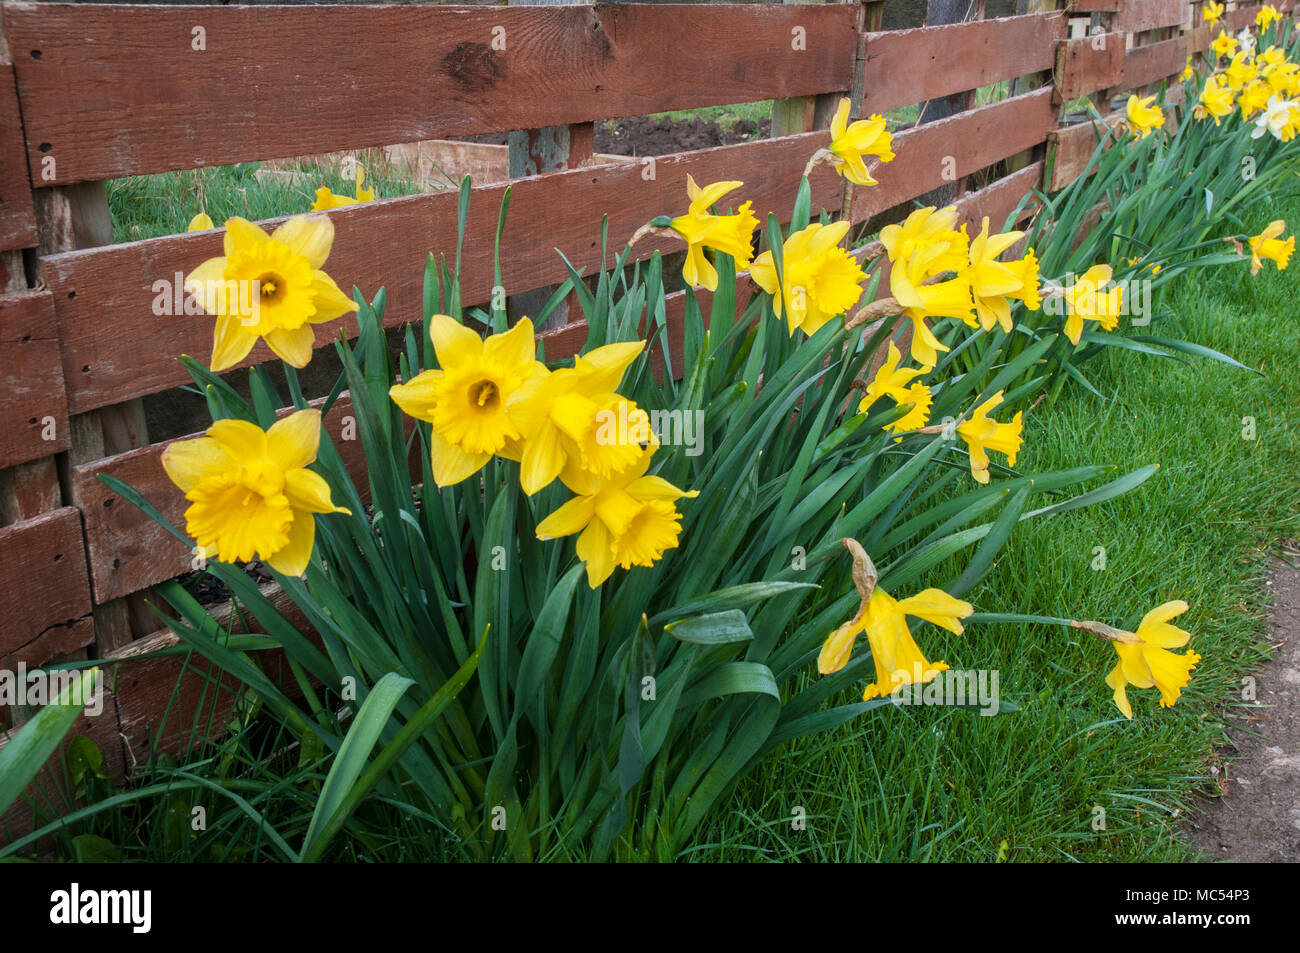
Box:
1184 557 1300 862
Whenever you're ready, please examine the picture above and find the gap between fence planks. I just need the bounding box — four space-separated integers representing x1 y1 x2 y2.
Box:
1 1 859 186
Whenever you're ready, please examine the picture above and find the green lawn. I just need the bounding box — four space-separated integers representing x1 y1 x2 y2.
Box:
696 195 1300 862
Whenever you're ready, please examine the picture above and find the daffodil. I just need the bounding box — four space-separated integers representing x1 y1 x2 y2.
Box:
1236 27 1256 55
1078 601 1200 719
880 206 974 367
857 341 932 435
184 215 358 371
1126 94 1165 138
535 439 698 588
500 340 648 494
187 211 215 232
1197 73 1237 122
666 176 758 292
1224 51 1256 91
1251 94 1300 140
816 538 972 702
750 220 866 336
1060 264 1123 344
1238 78 1274 118
966 217 1040 333
390 315 547 487
1210 30 1238 60
161 409 349 577
956 391 1022 484
1256 4 1281 30
312 163 376 211
1203 1 1224 26
826 98 895 186
1181 56 1196 81
1260 53 1300 95
1248 220 1295 274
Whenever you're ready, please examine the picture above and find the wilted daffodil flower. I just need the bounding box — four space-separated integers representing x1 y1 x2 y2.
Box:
390 315 547 487
820 98 895 187
857 341 932 436
1072 601 1200 719
1203 1 1224 26
312 162 376 211
535 438 698 588
1059 264 1123 344
880 205 974 368
1248 220 1295 274
641 176 758 292
1126 94 1165 138
1196 74 1237 122
966 216 1040 333
184 215 358 371
956 390 1022 484
750 220 866 337
161 409 350 577
187 211 215 232
817 538 973 702
501 340 648 495
1210 30 1238 60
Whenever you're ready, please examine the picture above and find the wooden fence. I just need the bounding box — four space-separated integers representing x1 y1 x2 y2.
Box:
0 0 1283 828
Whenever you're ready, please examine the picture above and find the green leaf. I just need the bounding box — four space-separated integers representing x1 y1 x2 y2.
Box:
664 610 754 645
0 668 99 817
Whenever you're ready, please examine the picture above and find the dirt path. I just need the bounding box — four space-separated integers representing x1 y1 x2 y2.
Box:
1185 559 1300 862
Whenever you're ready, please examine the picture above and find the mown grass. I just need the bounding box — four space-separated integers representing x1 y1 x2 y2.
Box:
696 192 1300 862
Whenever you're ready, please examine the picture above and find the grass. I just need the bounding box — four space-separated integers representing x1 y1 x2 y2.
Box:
695 193 1300 862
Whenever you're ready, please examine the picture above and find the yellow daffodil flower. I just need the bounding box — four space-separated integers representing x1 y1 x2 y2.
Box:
161 409 350 577
817 538 972 702
1061 264 1123 344
1196 74 1237 122
956 390 1022 484
1126 94 1165 138
750 220 866 337
389 315 547 487
312 163 376 211
184 215 358 372
966 216 1040 333
535 439 698 588
1248 220 1295 274
667 176 758 292
880 206 974 368
857 341 932 435
1181 56 1196 81
1082 601 1200 719
1203 1 1224 26
187 211 215 232
1210 30 1238 60
1256 4 1281 30
1260 54 1300 95
826 98 896 186
1238 78 1274 118
1224 51 1257 91
500 340 648 494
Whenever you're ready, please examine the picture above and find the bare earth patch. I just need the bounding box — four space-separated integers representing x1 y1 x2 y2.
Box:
1185 558 1300 862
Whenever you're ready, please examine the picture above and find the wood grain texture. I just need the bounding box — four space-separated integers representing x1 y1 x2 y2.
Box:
1113 0 1189 33
0 63 37 251
0 290 71 469
1067 0 1122 11
1114 35 1188 92
861 12 1066 115
850 87 1056 222
46 133 842 414
1055 33 1125 102
0 506 92 657
76 393 368 604
1046 111 1125 191
2 2 859 185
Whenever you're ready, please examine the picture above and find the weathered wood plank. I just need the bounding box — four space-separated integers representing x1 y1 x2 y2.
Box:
0 290 70 469
1114 35 1188 92
1113 0 1189 34
850 87 1056 222
1046 111 1125 191
2 2 859 186
45 133 843 414
861 12 1066 115
0 507 92 658
0 62 37 251
1055 33 1125 102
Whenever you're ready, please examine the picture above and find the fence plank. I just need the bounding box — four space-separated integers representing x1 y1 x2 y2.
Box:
1055 33 1125 102
0 507 92 658
1113 0 1189 33
2 1 859 186
861 12 1066 115
0 62 37 251
45 133 842 414
850 87 1056 222
1114 35 1188 92
1046 111 1125 191
0 290 70 469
